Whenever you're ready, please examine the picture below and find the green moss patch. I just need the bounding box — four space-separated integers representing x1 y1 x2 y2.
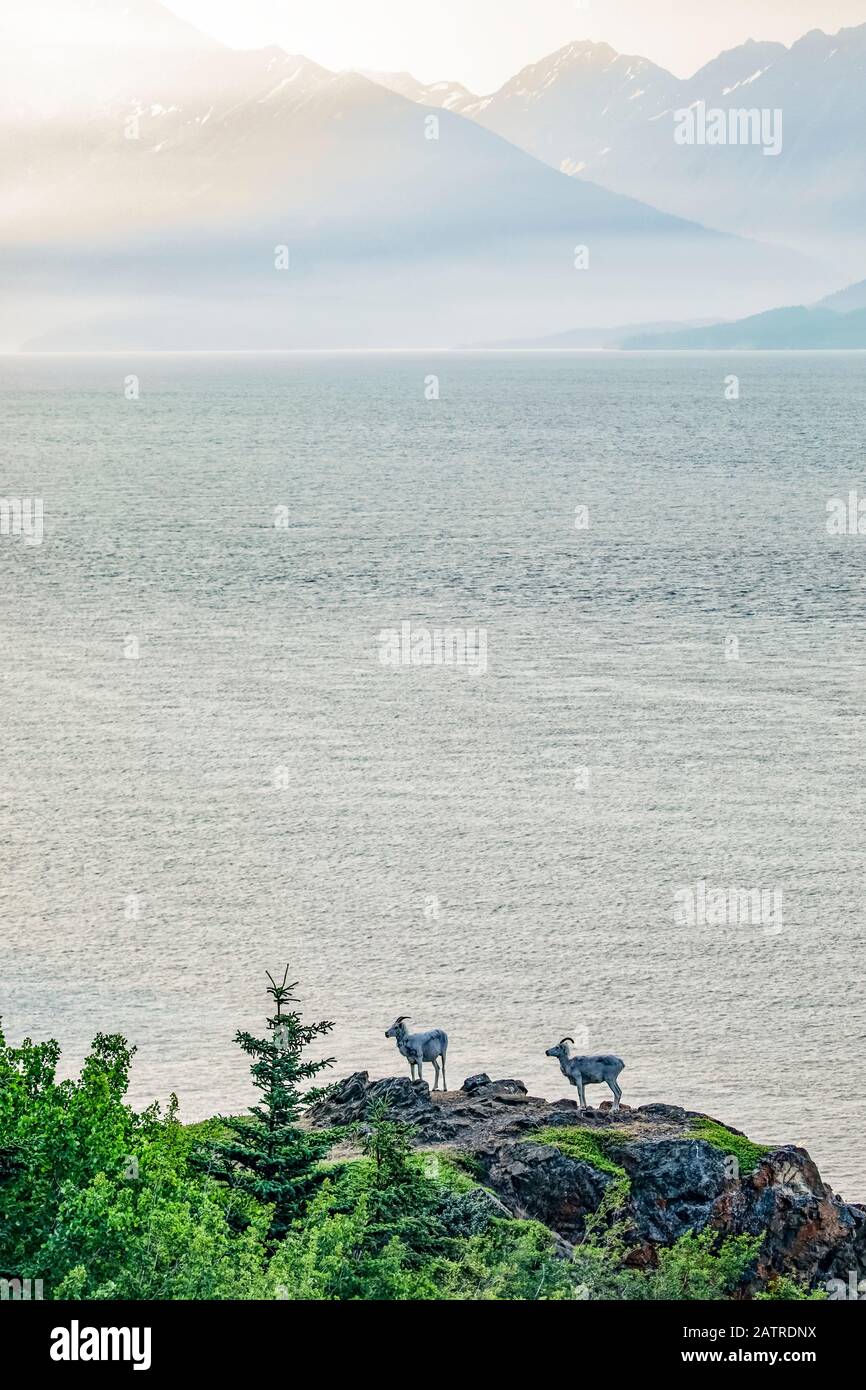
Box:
532 1126 631 1180
689 1119 771 1175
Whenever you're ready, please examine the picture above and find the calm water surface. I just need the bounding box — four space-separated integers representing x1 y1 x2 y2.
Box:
2 352 865 1196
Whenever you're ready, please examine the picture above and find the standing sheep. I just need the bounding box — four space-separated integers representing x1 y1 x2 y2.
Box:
544 1037 625 1111
385 1016 448 1091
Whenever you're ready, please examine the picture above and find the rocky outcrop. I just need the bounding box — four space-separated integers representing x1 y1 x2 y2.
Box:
307 1072 865 1293
710 1146 866 1286
474 1141 614 1243
308 1070 556 1145
307 1072 460 1142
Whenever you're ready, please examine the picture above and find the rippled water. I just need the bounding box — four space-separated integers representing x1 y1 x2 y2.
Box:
2 351 865 1196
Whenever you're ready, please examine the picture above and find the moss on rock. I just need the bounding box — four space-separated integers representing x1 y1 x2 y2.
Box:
531 1126 631 1180
689 1118 771 1174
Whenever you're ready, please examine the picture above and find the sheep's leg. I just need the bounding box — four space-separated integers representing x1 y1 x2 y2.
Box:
409 1058 417 1082
609 1077 622 1112
576 1078 587 1111
416 1058 423 1085
440 1053 447 1092
431 1058 440 1091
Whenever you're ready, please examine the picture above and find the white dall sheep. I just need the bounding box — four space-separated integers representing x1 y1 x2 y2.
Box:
385 1016 448 1091
545 1037 624 1111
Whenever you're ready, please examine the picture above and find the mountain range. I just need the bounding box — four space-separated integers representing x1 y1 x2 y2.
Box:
366 25 866 271
2 2 859 350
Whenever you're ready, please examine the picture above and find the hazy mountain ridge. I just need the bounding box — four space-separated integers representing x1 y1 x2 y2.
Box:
625 304 866 349
818 278 866 313
1 1 846 349
357 69 476 112
367 25 866 268
469 319 723 350
472 271 866 350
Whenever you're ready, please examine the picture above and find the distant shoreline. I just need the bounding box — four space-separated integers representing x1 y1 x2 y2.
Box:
7 347 866 357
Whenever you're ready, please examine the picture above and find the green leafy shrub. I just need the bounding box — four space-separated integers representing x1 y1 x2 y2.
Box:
755 1275 828 1301
0 1024 267 1298
629 1230 762 1300
0 1025 142 1279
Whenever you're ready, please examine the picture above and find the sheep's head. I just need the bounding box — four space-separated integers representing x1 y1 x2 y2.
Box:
545 1037 574 1061
385 1015 410 1039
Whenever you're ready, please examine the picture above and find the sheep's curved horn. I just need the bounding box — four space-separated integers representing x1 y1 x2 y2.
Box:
394 1015 410 1024
560 1036 574 1046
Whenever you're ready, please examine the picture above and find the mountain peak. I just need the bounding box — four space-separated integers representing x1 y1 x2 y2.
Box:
555 39 617 60
359 69 477 109
524 39 621 74
689 37 788 83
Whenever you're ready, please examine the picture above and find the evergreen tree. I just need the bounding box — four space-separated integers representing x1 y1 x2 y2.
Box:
354 1098 450 1258
359 1097 416 1192
193 968 336 1242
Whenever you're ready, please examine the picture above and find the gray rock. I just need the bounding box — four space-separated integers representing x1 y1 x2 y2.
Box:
435 1185 514 1237
637 1103 689 1121
622 1139 730 1245
461 1075 527 1099
476 1140 614 1243
307 1070 460 1142
461 1074 492 1093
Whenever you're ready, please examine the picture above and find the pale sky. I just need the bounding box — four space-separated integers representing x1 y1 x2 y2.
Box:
162 0 866 88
